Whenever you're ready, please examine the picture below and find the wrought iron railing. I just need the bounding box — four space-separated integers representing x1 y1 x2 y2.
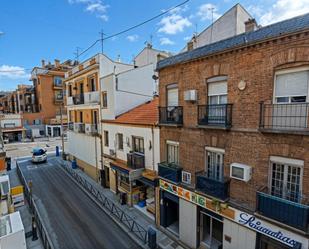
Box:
259 102 309 131
73 93 85 105
127 152 145 169
159 106 183 125
59 162 148 243
198 104 233 127
74 123 85 133
195 172 230 201
256 186 309 232
158 162 182 183
16 162 55 249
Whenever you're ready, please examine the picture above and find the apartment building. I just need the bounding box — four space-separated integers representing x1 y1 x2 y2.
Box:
0 114 25 142
156 14 309 249
28 59 73 137
65 54 133 180
102 98 159 219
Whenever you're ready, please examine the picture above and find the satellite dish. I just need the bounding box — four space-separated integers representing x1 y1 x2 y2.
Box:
152 75 158 80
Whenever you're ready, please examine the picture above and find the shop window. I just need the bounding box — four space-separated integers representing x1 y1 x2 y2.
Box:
270 156 303 203
200 212 223 248
104 130 109 147
206 147 224 182
167 140 179 165
117 133 123 150
132 136 144 154
102 91 108 108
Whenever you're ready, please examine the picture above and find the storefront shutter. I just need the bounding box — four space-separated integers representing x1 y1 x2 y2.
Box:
275 71 309 97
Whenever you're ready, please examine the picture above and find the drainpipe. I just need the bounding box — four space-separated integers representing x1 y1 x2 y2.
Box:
151 126 155 171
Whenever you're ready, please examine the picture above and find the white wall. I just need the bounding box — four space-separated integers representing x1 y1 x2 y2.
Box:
1 114 22 128
134 47 170 67
67 131 101 169
223 219 256 249
101 74 116 120
102 123 160 171
99 54 133 78
179 198 197 248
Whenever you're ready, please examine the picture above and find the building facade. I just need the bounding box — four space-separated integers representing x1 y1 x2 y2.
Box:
156 13 309 249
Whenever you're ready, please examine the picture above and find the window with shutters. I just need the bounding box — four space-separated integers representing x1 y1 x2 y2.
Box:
167 84 178 107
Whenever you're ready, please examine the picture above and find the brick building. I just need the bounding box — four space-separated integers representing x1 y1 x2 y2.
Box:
156 14 309 249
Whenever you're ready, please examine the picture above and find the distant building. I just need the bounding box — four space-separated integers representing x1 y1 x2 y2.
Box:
0 114 25 142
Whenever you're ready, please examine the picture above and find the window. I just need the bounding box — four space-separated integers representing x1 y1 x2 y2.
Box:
79 111 83 123
89 77 96 91
54 76 63 86
132 136 144 154
182 171 191 184
274 70 309 103
102 92 108 108
68 85 73 97
270 156 303 203
167 140 179 164
104 130 109 147
167 84 178 107
206 147 224 181
117 133 123 150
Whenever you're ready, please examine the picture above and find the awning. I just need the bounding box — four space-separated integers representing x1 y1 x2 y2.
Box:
137 169 158 187
138 177 156 187
110 160 130 175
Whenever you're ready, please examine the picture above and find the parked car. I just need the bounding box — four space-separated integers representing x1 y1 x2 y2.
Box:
32 148 47 163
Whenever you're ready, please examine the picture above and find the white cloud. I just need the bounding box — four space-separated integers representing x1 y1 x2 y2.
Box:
0 65 30 79
158 7 192 35
197 3 221 21
68 0 109 21
160 37 175 45
126 35 139 42
254 0 309 26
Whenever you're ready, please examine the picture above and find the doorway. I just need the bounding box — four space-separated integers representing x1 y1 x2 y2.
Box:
256 234 291 249
160 191 179 235
200 211 223 249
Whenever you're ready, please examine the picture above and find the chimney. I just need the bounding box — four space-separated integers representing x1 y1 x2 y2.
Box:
245 18 258 32
41 59 45 67
117 55 121 63
187 41 194 51
54 59 60 68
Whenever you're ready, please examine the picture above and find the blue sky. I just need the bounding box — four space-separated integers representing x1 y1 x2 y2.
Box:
0 0 308 90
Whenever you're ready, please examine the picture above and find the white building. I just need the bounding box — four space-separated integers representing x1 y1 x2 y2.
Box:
102 97 159 219
0 114 25 142
183 4 255 51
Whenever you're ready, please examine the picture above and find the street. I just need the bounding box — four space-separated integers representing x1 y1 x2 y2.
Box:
17 157 140 249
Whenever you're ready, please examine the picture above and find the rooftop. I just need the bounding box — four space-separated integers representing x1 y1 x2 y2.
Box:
103 97 158 126
157 12 309 70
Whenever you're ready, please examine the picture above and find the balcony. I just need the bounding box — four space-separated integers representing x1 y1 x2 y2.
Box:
159 106 183 125
158 162 182 183
84 91 100 104
54 93 63 103
73 123 85 133
256 187 309 232
259 102 309 134
85 123 99 136
127 152 145 169
195 172 230 201
73 94 85 105
198 104 233 128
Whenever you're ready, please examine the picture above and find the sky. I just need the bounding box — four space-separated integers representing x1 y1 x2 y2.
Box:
0 0 309 91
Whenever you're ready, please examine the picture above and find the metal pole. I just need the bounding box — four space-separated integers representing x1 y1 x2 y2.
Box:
60 105 65 159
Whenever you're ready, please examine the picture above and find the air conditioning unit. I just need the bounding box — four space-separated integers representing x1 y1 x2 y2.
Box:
230 163 252 182
184 90 197 101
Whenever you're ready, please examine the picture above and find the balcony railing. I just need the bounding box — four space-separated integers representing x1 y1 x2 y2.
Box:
259 102 309 132
158 162 182 183
84 91 100 104
256 187 309 232
127 152 145 169
159 106 183 125
74 123 85 133
198 104 233 128
196 172 230 201
73 94 85 105
85 123 99 136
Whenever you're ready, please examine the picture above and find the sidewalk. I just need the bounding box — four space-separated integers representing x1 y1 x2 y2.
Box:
8 167 44 249
54 157 187 249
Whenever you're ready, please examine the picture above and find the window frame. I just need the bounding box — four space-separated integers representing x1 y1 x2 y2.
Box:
102 91 108 108
166 140 179 165
117 133 124 151
104 130 109 147
205 147 225 182
132 136 144 154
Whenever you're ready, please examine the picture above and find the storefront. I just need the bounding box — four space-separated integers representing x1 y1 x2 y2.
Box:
158 179 308 249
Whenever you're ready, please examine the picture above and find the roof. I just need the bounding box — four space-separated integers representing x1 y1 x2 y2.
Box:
103 97 158 126
157 12 309 70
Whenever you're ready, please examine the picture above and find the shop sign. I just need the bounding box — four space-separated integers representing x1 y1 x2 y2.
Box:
237 212 301 247
159 179 235 220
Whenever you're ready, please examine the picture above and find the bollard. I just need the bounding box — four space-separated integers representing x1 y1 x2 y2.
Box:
148 227 157 249
56 146 60 157
32 216 38 241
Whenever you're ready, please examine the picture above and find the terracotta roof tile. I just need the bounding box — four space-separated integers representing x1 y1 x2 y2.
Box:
103 97 158 126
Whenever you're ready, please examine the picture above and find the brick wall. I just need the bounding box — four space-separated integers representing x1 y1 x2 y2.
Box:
158 33 309 210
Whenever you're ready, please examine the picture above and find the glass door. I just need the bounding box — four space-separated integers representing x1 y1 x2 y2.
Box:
200 212 223 249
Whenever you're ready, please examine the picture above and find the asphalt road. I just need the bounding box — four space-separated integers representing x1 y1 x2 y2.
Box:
18 158 140 249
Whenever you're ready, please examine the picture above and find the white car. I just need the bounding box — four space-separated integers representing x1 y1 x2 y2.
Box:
32 148 47 163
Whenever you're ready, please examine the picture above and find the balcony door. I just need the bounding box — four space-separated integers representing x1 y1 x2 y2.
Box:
273 70 309 130
207 80 227 124
200 212 223 249
166 84 179 122
206 148 224 182
167 141 179 165
132 136 144 154
92 110 98 130
270 157 303 203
